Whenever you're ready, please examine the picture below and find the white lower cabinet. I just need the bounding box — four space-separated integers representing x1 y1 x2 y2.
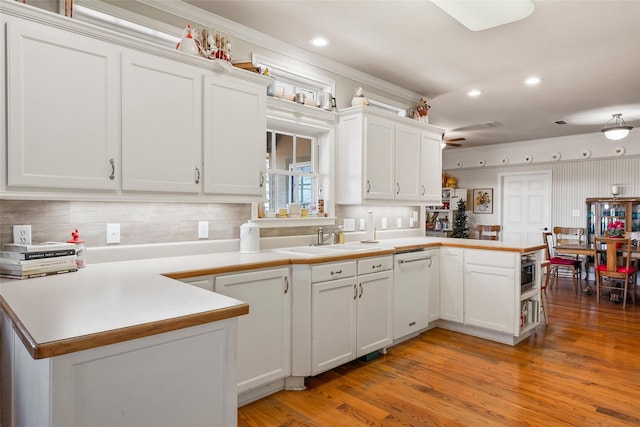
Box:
1 314 238 427
214 268 290 394
464 263 516 334
440 247 464 322
310 257 393 376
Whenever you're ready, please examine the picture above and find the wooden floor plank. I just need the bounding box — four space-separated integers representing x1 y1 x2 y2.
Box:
238 278 640 426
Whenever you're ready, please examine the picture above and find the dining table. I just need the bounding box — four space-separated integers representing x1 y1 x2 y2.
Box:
555 243 640 292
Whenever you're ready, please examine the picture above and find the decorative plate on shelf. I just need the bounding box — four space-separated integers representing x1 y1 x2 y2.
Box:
524 154 533 163
500 156 509 165
478 159 486 167
580 149 591 159
613 146 625 156
456 161 463 168
551 152 561 161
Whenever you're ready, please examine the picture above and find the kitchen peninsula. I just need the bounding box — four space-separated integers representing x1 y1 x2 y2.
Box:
1 236 544 426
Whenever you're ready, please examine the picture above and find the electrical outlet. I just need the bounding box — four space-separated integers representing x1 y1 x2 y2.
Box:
397 218 402 228
106 223 120 244
409 218 415 228
359 218 365 230
413 211 419 222
13 225 32 245
343 218 356 232
198 221 209 239
381 218 387 230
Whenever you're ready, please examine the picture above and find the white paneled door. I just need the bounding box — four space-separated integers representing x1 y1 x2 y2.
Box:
500 171 551 245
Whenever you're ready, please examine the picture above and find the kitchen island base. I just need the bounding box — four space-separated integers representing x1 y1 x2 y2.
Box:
1 315 238 427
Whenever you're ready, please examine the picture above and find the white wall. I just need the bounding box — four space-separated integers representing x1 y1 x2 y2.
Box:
444 131 640 233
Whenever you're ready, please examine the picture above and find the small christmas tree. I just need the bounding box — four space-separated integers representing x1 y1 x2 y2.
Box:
451 198 469 238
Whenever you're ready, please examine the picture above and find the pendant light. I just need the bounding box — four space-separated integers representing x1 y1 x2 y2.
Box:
601 114 633 141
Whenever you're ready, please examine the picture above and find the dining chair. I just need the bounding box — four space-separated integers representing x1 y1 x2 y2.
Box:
594 237 637 308
478 225 501 240
540 260 551 325
553 226 589 284
542 231 582 294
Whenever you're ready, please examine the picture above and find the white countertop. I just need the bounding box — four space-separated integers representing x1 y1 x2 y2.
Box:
0 237 545 359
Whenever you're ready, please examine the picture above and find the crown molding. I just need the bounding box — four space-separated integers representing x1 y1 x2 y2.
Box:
136 0 422 102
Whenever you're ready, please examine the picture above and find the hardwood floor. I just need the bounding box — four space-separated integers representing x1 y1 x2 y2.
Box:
237 278 640 426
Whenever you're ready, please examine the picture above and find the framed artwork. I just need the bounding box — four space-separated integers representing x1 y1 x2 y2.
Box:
473 188 493 214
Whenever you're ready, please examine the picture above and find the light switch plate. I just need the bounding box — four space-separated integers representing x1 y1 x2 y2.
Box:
343 218 356 232
397 218 402 228
381 218 387 230
409 218 415 228
359 218 365 230
413 211 419 222
106 223 120 244
198 221 209 239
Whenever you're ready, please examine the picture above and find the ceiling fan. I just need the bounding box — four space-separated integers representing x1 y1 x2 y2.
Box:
441 133 465 148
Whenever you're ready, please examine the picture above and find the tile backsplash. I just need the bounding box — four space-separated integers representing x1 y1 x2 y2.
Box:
0 200 251 247
0 200 421 248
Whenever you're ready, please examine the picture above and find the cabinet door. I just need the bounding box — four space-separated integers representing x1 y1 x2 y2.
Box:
311 277 357 375
121 52 202 192
215 268 290 393
421 131 443 203
363 115 394 200
440 248 464 322
464 264 516 334
356 270 393 357
203 75 266 198
394 124 421 200
426 250 441 323
6 20 119 190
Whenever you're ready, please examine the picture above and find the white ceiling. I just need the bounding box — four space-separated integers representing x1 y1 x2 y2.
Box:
180 0 640 148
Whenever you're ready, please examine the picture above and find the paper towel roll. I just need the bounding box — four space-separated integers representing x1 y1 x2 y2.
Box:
365 211 374 241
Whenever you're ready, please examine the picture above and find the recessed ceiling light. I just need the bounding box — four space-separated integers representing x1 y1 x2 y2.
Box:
310 37 329 47
467 89 482 97
524 76 542 86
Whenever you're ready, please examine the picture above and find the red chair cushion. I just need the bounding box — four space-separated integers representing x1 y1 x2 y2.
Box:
596 264 637 274
549 257 581 266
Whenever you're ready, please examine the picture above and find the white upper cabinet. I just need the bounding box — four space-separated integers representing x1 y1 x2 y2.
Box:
394 124 422 200
2 4 270 201
6 19 120 190
121 51 203 193
203 75 266 198
420 131 443 203
337 107 443 204
363 115 395 200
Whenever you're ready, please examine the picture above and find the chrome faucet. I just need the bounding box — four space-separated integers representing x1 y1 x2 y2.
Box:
315 227 344 245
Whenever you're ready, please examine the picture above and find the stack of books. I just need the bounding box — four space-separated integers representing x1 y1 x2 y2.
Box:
0 242 78 279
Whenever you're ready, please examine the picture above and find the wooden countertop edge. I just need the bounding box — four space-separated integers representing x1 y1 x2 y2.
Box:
288 249 397 264
164 259 291 280
439 242 547 253
2 297 249 360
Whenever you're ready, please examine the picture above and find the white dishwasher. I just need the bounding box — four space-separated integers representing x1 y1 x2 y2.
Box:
393 249 433 340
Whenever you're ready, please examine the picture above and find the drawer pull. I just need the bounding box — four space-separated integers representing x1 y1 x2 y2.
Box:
358 283 363 298
372 264 382 269
330 269 343 275
399 257 431 265
284 276 289 294
109 158 115 181
353 284 357 300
